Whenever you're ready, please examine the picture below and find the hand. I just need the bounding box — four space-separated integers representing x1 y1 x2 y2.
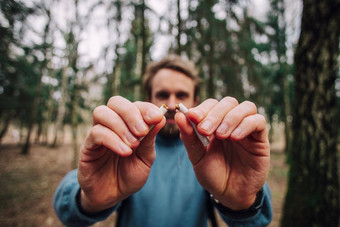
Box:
175 97 270 210
78 96 166 213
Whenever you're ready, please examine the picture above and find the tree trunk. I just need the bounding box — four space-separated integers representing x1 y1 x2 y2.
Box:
176 0 182 54
51 67 67 147
35 121 43 144
134 36 143 101
21 120 33 155
0 113 11 145
113 62 121 96
206 5 215 99
134 1 146 101
71 88 79 169
281 0 340 226
283 71 293 155
21 97 38 154
42 87 54 145
276 0 293 155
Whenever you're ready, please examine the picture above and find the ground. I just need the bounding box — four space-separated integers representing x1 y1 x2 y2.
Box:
0 142 287 227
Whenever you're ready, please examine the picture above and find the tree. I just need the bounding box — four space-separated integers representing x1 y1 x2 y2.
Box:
281 0 340 226
0 0 37 147
116 0 153 101
33 4 55 144
264 0 294 149
102 0 123 102
133 0 150 100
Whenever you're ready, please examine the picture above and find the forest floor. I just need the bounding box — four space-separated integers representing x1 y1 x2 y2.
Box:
0 140 287 227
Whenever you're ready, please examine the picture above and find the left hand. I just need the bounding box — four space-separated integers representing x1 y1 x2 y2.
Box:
175 97 270 210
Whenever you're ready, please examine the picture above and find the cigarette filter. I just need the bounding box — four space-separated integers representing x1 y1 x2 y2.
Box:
177 103 210 146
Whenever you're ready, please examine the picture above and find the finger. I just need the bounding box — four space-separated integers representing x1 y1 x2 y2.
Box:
187 98 219 123
135 117 166 167
93 105 139 148
134 101 165 125
215 101 257 139
175 111 205 166
229 114 268 142
107 97 162 138
85 124 133 157
192 97 239 136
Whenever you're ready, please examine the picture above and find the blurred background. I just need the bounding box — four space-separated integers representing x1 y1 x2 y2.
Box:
0 0 339 226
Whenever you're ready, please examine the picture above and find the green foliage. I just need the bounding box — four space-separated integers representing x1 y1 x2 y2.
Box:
0 0 37 123
0 0 296 152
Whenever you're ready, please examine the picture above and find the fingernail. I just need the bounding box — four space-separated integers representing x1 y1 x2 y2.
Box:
135 120 148 133
217 123 228 134
200 120 212 132
119 142 131 154
126 131 137 144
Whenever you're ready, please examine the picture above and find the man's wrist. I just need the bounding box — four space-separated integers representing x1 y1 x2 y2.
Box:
211 188 264 220
77 189 104 215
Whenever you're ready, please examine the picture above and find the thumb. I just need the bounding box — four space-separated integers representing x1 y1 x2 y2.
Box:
135 117 166 166
175 112 206 165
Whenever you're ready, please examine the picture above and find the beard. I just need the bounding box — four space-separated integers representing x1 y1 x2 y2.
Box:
158 110 180 139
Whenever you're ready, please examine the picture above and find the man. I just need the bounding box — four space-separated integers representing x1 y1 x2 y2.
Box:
54 55 272 226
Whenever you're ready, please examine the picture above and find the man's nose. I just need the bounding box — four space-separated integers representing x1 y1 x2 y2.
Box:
167 95 177 110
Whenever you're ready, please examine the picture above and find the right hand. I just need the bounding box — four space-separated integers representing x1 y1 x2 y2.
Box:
77 96 166 213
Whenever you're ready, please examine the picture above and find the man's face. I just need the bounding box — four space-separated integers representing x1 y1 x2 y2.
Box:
150 68 197 138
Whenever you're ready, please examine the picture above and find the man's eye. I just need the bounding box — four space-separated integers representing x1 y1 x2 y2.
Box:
156 92 169 99
177 92 189 100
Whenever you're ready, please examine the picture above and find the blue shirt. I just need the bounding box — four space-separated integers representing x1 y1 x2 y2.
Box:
54 135 272 226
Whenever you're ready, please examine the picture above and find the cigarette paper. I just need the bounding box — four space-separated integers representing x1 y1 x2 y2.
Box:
177 103 210 146
139 104 168 141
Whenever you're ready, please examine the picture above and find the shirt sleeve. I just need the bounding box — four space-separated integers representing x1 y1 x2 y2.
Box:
219 183 273 227
53 169 119 226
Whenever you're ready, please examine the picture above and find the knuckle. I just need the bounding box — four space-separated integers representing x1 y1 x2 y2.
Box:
90 124 102 138
134 101 143 106
226 111 238 122
243 101 257 112
119 106 131 117
107 95 122 106
204 98 219 105
93 105 106 118
257 114 266 123
223 96 239 106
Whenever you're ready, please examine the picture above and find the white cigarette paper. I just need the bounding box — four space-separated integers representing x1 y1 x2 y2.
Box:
178 103 210 146
139 104 168 141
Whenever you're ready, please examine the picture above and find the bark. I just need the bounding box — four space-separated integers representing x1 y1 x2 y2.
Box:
176 0 182 54
283 70 293 154
134 35 143 101
281 0 340 226
111 42 121 98
21 116 33 155
22 90 40 154
206 2 215 98
51 67 67 147
134 1 146 101
277 0 293 155
35 123 42 144
0 113 11 145
71 88 79 169
42 87 54 145
113 62 121 96
105 1 122 101
70 0 80 169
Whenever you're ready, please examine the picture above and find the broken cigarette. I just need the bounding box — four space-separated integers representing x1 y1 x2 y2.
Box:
176 103 210 146
139 104 168 141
